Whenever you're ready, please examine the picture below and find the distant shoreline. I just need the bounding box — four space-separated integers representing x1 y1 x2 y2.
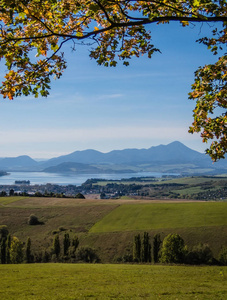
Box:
0 171 177 186
0 171 9 177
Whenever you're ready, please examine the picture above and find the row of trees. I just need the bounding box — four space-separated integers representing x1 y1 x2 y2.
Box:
0 190 85 199
0 225 99 264
132 232 227 265
0 226 24 264
1 224 226 265
133 232 162 263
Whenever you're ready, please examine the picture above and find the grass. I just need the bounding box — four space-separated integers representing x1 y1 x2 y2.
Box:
91 176 227 187
1 197 226 261
0 264 226 299
171 186 220 195
0 203 118 252
152 177 222 185
90 202 227 233
0 196 28 206
94 179 158 186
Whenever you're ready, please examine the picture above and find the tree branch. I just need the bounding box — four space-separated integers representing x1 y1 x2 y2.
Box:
1 15 226 45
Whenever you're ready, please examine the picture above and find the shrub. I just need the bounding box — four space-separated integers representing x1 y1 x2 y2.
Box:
75 193 85 199
218 246 227 265
0 225 9 239
77 247 100 263
122 253 133 263
42 250 51 263
186 243 213 265
59 226 66 232
27 215 41 225
34 251 43 263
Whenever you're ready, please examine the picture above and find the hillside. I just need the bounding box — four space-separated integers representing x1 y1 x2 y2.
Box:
43 162 107 173
0 155 38 171
1 196 226 263
43 162 134 174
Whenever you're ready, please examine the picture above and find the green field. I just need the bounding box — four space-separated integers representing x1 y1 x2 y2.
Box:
0 196 28 206
1 197 227 261
0 264 226 299
152 177 224 185
90 202 227 232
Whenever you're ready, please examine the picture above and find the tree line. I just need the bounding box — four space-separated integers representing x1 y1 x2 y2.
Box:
0 190 86 199
0 225 99 264
124 232 227 266
1 224 226 265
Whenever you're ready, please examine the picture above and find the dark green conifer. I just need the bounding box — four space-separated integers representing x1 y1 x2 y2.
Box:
133 234 141 262
63 233 70 256
53 235 61 258
25 237 32 263
141 232 151 263
0 237 7 264
153 234 162 263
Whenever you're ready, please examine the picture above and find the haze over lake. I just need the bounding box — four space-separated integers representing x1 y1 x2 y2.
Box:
0 171 179 186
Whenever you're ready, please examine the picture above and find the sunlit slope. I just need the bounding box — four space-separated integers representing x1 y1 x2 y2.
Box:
90 202 227 233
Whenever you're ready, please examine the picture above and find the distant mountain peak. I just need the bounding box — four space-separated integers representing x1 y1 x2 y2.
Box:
0 141 226 174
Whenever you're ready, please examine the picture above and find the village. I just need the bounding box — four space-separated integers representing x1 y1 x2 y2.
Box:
0 176 227 201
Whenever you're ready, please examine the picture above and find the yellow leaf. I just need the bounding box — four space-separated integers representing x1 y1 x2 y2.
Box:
194 0 200 7
181 21 189 27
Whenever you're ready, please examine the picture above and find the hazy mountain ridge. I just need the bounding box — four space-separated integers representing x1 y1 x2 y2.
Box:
0 155 38 171
0 141 226 174
40 141 206 167
43 162 134 174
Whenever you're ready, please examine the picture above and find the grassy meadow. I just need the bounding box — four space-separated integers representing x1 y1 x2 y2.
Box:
90 202 227 232
1 196 227 299
0 197 227 261
0 263 226 299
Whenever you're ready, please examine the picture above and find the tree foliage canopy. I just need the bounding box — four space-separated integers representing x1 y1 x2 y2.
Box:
160 233 186 264
0 0 226 160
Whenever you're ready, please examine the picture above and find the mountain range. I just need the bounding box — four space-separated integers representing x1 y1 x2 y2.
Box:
0 141 227 175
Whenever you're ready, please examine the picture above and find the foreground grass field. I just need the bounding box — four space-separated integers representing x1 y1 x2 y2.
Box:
0 264 226 299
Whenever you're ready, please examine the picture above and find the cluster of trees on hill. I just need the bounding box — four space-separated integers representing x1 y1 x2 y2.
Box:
32 192 85 199
1 223 227 265
0 224 99 264
0 189 85 199
120 232 227 266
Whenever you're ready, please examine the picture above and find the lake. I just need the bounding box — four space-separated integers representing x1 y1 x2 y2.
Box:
0 171 179 186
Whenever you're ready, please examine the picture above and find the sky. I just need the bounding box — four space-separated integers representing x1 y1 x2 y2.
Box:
0 22 220 159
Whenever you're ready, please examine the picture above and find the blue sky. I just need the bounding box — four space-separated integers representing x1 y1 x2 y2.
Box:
0 22 219 159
